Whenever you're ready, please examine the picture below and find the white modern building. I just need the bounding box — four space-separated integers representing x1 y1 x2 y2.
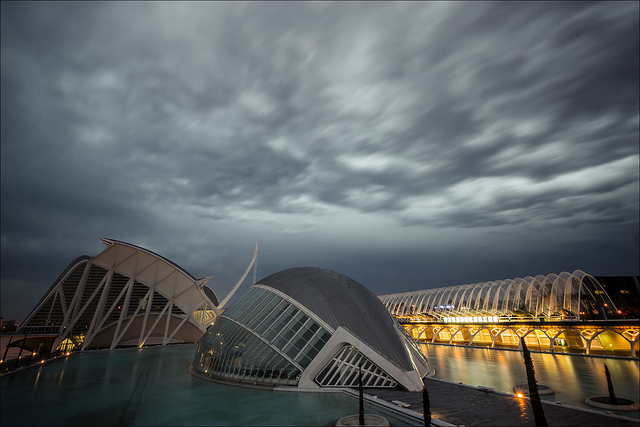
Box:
17 238 228 352
379 270 616 320
192 267 432 391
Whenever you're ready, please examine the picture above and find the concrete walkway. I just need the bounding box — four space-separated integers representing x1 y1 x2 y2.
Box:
368 378 640 426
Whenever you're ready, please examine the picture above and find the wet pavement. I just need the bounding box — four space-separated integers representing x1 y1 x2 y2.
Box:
368 378 640 426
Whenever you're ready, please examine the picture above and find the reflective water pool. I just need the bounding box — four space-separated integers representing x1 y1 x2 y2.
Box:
1 344 416 426
421 343 640 419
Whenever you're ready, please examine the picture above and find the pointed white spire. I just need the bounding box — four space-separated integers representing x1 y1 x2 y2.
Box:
218 243 258 309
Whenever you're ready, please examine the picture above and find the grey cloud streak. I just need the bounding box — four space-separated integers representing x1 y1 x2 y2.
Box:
1 2 638 322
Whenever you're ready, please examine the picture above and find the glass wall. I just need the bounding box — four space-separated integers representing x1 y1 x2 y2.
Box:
193 318 301 385
193 286 333 386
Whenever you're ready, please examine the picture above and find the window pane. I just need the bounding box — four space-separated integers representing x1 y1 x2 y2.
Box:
285 345 299 360
301 327 314 342
281 328 295 343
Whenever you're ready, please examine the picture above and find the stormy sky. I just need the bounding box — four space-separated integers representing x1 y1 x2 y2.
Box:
2 2 638 323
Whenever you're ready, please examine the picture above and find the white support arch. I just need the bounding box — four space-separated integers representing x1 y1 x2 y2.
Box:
218 243 258 309
379 270 618 321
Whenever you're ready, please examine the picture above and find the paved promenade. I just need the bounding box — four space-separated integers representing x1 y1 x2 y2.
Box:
367 378 639 426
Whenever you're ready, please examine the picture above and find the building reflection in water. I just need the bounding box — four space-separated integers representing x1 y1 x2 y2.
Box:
421 343 639 418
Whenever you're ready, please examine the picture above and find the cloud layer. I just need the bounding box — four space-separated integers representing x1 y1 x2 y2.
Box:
2 2 638 321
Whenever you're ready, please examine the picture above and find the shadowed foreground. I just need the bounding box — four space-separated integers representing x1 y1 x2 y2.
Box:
368 378 639 426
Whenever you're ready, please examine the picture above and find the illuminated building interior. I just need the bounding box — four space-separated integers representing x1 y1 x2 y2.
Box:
379 270 616 321
379 271 639 357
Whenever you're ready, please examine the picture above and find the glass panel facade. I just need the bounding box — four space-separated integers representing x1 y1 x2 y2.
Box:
193 286 334 386
20 263 109 335
193 317 301 386
224 287 332 369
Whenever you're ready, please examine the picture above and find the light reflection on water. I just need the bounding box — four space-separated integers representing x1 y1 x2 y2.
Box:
421 343 640 418
1 344 417 426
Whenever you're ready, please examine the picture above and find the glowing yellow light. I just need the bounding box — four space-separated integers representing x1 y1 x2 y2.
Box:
517 392 524 398
40 360 45 363
32 352 37 356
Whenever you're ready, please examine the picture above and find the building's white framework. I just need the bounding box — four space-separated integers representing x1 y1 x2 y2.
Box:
379 270 616 320
18 238 231 351
192 268 432 391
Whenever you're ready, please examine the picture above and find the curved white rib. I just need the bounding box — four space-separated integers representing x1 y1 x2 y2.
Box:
218 243 259 309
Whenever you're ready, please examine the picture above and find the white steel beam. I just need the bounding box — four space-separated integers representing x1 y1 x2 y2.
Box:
110 276 135 349
138 286 155 347
70 261 92 320
82 268 115 350
52 270 110 350
112 292 149 349
139 299 172 347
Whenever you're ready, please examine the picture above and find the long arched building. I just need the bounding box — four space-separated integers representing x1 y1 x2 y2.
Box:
379 270 616 321
17 238 224 352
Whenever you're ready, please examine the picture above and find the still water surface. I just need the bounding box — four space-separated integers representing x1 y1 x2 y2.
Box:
421 343 640 418
1 344 415 426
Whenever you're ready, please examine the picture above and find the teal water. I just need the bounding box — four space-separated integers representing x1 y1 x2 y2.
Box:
1 345 416 426
421 343 640 418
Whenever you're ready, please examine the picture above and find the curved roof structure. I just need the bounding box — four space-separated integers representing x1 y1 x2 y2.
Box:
99 237 200 281
18 238 220 351
192 268 431 391
379 270 617 321
259 267 415 371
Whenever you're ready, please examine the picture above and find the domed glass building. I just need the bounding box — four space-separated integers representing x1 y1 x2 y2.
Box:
192 268 431 391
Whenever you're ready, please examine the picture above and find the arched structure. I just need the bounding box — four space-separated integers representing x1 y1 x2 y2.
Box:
192 268 431 391
18 238 220 351
379 270 616 321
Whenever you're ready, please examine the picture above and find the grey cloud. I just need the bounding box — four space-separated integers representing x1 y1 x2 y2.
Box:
1 2 638 322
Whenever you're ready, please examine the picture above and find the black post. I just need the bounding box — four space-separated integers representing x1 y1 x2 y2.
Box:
27 347 34 366
521 337 548 427
358 365 365 426
1 335 13 371
604 363 618 405
423 385 431 427
43 337 50 359
13 334 27 369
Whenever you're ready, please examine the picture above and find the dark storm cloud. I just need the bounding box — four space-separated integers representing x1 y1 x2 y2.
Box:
1 2 638 321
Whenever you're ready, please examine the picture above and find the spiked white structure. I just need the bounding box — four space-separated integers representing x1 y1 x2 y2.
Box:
217 243 258 309
18 238 222 351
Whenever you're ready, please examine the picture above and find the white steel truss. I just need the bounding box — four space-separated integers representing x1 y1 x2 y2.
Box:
18 238 223 351
314 345 397 388
379 270 616 320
